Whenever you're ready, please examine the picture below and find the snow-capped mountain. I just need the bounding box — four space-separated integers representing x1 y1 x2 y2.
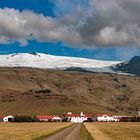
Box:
113 56 140 76
0 53 122 73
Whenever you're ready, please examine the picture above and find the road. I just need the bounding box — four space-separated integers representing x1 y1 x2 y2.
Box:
44 124 81 140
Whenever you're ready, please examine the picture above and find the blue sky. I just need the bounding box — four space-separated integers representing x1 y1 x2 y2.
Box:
0 0 140 60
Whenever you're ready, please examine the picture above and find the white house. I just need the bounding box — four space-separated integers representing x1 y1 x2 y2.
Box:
36 115 62 122
65 112 92 123
96 114 119 122
113 116 123 122
0 115 14 122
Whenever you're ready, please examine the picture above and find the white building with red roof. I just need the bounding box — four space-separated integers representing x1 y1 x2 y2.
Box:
65 112 92 123
0 115 14 122
36 115 62 122
96 114 119 122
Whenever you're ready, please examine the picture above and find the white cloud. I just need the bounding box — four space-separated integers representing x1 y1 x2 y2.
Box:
0 8 81 46
0 0 140 48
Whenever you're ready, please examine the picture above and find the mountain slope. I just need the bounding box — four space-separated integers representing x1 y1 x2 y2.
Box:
0 53 121 73
114 56 140 76
0 67 139 116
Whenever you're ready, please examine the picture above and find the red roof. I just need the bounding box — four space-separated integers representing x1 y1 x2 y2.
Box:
0 116 5 119
36 115 61 119
65 114 92 118
96 114 113 117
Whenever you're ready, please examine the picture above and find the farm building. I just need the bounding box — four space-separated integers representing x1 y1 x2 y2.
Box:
119 116 140 122
0 115 14 122
96 114 119 122
65 112 92 123
36 115 62 122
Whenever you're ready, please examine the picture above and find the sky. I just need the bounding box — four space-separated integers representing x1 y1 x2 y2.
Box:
0 0 140 60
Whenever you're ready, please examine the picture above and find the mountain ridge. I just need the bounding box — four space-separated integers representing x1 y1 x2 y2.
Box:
114 56 140 76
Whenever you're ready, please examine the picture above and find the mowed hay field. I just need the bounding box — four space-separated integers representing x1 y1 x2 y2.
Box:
85 122 140 140
0 122 71 140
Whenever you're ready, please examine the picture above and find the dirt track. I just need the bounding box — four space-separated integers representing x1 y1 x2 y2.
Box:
44 124 81 140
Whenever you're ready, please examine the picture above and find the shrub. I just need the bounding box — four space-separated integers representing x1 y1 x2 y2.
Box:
13 116 39 122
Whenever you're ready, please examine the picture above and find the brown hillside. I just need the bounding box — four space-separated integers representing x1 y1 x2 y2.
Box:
0 67 139 116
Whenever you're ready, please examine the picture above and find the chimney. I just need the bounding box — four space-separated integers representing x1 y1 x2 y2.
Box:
80 112 84 116
67 112 72 115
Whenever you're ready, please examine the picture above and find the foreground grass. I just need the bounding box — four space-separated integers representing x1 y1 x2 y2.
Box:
0 122 71 140
80 124 94 140
85 122 140 140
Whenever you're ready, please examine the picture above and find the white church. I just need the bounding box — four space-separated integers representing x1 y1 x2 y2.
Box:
65 112 92 123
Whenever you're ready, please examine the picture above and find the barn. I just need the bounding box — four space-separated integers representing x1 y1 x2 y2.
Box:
0 115 14 122
36 115 62 122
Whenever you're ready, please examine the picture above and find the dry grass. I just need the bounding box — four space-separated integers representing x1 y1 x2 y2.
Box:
80 124 94 140
0 67 140 115
85 122 140 140
0 122 71 140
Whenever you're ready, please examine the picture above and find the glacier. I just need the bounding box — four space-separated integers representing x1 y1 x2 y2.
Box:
0 53 122 73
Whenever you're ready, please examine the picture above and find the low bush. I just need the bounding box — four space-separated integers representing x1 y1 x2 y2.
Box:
13 115 39 122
